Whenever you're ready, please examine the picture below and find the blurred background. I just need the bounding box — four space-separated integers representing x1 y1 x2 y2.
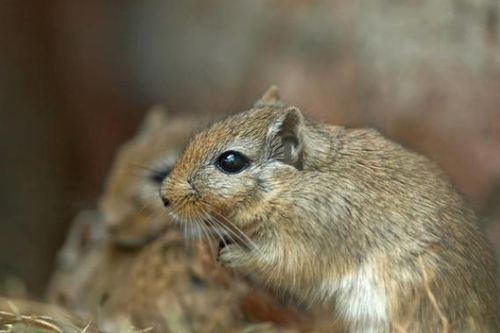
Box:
0 0 499 297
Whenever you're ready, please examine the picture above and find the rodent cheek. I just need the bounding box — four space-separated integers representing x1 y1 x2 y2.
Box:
203 173 258 212
258 163 297 186
101 199 134 228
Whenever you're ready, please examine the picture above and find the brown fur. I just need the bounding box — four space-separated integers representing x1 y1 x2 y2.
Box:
161 87 499 332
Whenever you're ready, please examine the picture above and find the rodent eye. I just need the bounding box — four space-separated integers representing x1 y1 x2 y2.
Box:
149 167 171 184
216 151 250 174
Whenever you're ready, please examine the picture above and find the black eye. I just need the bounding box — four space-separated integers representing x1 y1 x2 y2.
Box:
150 167 171 184
216 151 250 174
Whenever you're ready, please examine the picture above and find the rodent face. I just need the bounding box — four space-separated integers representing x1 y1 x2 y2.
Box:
160 105 304 237
100 151 178 242
99 107 202 246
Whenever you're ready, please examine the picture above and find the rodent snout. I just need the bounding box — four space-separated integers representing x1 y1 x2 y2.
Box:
161 196 170 207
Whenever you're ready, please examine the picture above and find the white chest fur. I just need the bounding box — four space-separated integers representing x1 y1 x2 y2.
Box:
320 263 389 333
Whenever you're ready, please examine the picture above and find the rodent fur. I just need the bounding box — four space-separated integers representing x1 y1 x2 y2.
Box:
160 87 498 332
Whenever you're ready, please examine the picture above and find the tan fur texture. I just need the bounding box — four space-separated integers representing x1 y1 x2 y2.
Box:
161 87 499 332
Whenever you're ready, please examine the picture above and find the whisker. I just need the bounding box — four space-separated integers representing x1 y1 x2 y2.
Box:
149 208 165 221
197 219 216 259
159 174 185 183
152 209 174 224
126 162 166 174
199 206 258 256
208 208 261 253
146 209 167 228
141 191 164 199
205 214 243 249
209 218 229 249
191 215 199 239
206 215 240 249
199 207 228 249
111 164 167 179
113 168 153 178
135 202 153 220
197 202 253 248
201 213 246 280
187 215 195 249
183 216 188 248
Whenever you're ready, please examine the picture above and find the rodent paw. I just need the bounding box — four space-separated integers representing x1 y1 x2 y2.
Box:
217 243 246 268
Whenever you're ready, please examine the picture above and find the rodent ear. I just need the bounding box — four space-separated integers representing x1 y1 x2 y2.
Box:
254 85 281 106
266 107 304 169
138 105 169 134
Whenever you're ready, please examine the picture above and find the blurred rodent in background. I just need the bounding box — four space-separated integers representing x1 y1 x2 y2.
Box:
99 106 206 247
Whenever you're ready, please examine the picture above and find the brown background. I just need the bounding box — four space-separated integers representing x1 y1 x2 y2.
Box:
0 0 499 296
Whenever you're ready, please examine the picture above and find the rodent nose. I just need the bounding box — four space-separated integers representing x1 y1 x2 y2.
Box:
161 196 170 207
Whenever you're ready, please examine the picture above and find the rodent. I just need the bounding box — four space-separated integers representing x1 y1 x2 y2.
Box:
99 106 203 246
160 86 499 332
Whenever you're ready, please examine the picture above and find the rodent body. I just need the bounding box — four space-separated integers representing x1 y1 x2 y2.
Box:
161 87 498 332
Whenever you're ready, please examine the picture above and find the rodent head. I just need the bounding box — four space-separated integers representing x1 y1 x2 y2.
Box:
99 106 202 246
160 87 305 237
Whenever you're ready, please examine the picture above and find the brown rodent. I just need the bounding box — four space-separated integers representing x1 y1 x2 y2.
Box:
160 86 499 332
99 106 203 246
